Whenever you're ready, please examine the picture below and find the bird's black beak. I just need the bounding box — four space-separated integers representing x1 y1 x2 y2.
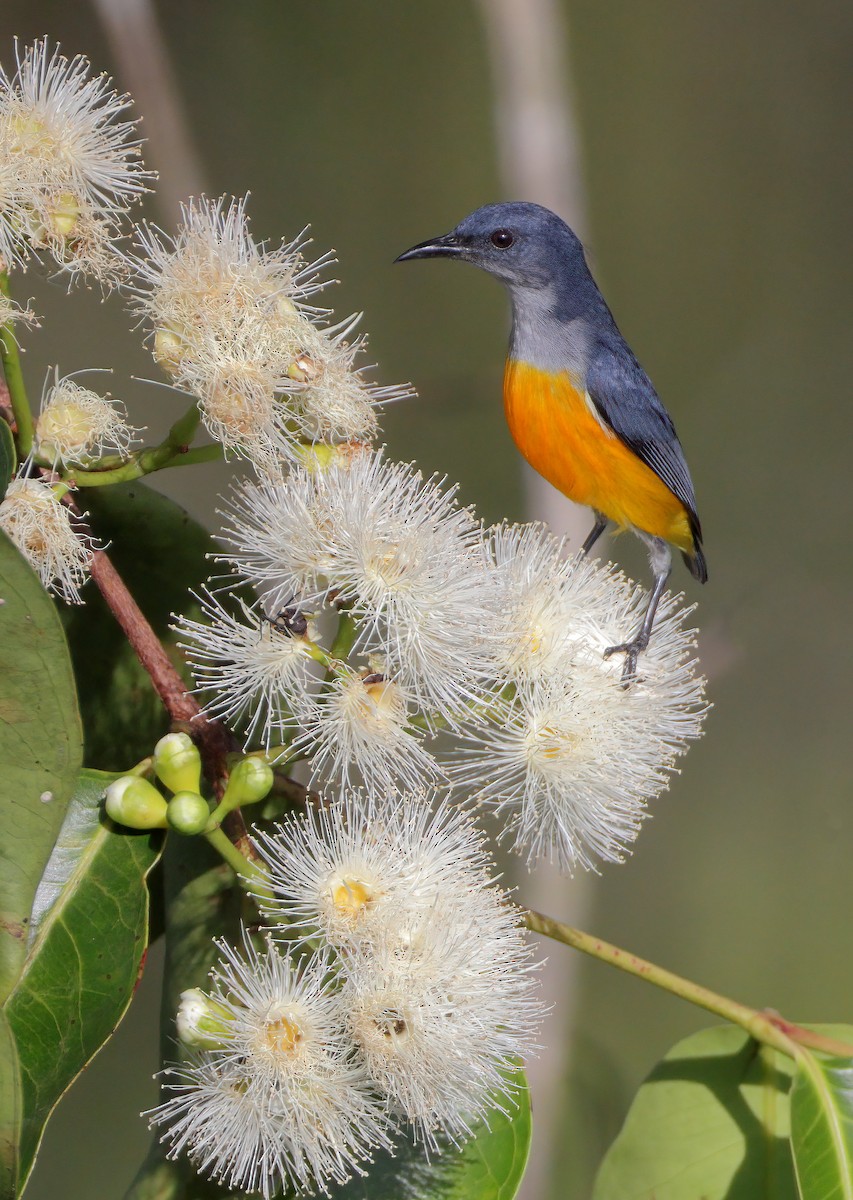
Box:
394 232 465 263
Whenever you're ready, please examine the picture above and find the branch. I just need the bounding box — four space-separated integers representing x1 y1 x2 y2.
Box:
86 544 231 767
525 908 853 1060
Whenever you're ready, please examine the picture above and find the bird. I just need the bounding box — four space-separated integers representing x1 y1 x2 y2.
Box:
396 201 707 683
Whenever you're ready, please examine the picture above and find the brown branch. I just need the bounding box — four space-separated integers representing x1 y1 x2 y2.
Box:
90 548 193 719
87 545 234 782
60 492 311 864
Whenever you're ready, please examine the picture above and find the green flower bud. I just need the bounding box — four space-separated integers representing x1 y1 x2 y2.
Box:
175 988 233 1050
104 776 168 830
220 756 274 813
153 732 202 795
167 791 211 835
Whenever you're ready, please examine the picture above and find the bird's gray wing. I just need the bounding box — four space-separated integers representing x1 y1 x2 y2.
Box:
585 344 702 538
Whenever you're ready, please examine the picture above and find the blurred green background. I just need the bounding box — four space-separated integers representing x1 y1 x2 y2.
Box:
6 2 852 1197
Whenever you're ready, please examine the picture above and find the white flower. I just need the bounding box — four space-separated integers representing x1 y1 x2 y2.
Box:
0 475 96 602
487 521 619 682
218 448 501 721
34 369 142 467
172 589 320 750
294 667 444 794
149 934 391 1198
342 895 540 1148
453 587 707 872
285 313 414 446
216 464 343 611
254 794 495 952
0 38 150 278
129 196 413 470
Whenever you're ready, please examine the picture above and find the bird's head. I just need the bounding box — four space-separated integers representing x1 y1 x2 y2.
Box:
396 202 588 294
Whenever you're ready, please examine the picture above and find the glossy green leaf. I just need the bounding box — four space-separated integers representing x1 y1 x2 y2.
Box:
790 1053 853 1200
0 420 14 501
3 769 162 1194
0 530 82 1003
332 1070 532 1200
62 482 216 769
593 1024 799 1200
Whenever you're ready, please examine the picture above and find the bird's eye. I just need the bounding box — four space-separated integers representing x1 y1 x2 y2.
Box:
490 228 514 249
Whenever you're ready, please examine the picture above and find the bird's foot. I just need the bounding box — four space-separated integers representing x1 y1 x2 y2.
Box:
603 632 650 687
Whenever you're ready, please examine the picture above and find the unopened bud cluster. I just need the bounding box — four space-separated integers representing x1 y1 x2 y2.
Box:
104 735 273 837
150 795 542 1197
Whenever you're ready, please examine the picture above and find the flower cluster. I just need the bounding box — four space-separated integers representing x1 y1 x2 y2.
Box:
0 37 149 280
150 796 541 1196
174 445 503 795
176 472 706 871
127 196 412 468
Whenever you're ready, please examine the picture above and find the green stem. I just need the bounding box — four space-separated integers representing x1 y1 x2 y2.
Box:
204 826 266 886
66 441 223 487
329 608 358 661
164 404 202 449
0 271 33 456
525 909 853 1061
128 756 154 778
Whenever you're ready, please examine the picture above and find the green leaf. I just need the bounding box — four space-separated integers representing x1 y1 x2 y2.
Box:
2 769 162 1194
62 482 216 769
592 1024 799 1200
0 1013 21 1199
0 420 14 501
331 1069 532 1200
0 530 82 1003
790 1053 853 1200
593 1025 853 1200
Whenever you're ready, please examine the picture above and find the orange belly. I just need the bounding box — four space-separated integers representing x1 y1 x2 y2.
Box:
504 359 694 553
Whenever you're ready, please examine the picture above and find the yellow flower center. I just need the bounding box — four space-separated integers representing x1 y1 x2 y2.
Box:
260 1012 303 1057
330 874 377 918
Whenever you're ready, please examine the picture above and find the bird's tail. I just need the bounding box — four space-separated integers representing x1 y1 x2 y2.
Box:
682 544 708 584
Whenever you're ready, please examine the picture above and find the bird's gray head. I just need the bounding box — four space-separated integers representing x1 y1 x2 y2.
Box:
396 202 591 295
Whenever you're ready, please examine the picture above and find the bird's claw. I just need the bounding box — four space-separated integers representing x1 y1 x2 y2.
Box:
603 635 649 687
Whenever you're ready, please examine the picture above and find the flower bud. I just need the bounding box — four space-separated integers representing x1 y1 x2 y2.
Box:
220 757 274 814
48 191 81 239
152 326 186 372
175 988 233 1050
153 732 202 795
104 776 168 830
167 791 210 835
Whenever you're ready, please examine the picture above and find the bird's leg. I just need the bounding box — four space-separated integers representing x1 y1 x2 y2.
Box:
604 536 672 685
580 511 608 557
